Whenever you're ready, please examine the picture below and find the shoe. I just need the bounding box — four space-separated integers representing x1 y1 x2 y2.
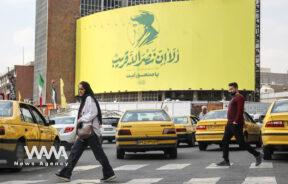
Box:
101 174 117 182
55 172 71 182
255 153 263 166
216 160 231 166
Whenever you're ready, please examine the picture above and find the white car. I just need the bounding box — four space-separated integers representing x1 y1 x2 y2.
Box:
100 117 119 143
52 116 77 149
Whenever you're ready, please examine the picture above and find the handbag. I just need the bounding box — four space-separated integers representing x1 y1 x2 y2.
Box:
77 122 94 139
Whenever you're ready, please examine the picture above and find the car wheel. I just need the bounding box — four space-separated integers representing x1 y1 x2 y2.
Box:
188 134 196 147
46 139 60 163
263 146 273 160
165 148 177 159
198 142 208 151
116 147 125 159
9 141 25 172
108 140 113 143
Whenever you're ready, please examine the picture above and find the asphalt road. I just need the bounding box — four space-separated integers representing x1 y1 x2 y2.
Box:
0 142 288 184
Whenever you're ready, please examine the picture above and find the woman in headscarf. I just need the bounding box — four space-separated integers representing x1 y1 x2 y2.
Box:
56 81 116 182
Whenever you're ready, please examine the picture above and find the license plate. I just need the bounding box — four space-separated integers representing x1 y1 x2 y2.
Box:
138 140 158 145
208 125 223 130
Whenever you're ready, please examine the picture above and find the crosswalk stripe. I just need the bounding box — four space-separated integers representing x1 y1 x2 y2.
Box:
0 180 47 184
206 163 233 169
114 164 148 171
184 177 221 184
156 164 190 170
66 179 100 184
74 165 100 172
124 178 163 184
242 177 277 184
250 162 273 169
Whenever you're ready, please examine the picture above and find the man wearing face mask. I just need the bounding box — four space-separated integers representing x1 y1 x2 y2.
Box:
217 82 262 166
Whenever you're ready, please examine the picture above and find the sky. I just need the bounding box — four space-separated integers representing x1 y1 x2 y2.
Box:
0 0 287 75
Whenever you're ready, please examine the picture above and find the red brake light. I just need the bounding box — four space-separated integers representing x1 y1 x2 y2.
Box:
163 128 176 134
118 129 132 135
196 125 207 130
176 128 187 133
0 126 5 135
265 121 284 128
64 127 75 133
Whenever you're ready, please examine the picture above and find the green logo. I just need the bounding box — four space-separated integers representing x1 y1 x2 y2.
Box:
128 11 159 48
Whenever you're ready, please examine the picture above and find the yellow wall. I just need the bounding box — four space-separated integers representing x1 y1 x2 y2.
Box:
76 0 255 94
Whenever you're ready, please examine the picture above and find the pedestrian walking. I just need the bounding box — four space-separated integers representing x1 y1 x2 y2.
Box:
217 82 262 166
56 81 116 182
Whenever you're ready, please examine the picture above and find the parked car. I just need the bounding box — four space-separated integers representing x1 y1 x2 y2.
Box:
51 115 77 149
262 99 288 160
100 117 119 143
0 100 59 171
116 109 177 159
195 109 262 151
172 115 199 147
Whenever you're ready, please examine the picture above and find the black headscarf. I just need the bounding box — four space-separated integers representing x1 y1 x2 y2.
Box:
77 81 102 125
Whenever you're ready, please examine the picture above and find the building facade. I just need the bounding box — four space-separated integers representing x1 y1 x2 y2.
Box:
34 0 80 105
0 64 34 101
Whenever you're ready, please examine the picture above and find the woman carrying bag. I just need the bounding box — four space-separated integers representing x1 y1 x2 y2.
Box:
56 81 116 182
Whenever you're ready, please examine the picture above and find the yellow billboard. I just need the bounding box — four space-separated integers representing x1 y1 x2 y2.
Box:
76 0 255 94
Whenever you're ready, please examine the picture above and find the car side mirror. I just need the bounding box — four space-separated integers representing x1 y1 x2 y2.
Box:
49 120 55 126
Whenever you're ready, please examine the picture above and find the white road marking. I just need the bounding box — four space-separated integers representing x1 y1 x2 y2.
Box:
184 177 221 184
206 163 233 169
242 177 277 184
73 165 100 172
124 178 163 184
114 164 147 171
156 164 190 170
65 179 100 184
250 162 273 169
0 180 47 184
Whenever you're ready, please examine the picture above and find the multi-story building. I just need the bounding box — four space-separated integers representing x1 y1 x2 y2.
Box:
0 64 34 101
34 0 261 104
33 0 80 105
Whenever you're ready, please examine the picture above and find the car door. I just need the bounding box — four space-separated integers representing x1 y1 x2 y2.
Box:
19 103 40 150
29 105 53 149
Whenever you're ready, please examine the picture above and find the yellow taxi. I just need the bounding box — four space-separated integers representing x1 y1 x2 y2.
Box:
0 100 59 171
195 109 262 151
116 109 177 159
262 99 288 160
172 116 199 147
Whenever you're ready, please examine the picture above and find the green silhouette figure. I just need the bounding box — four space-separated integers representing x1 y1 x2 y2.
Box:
130 11 158 47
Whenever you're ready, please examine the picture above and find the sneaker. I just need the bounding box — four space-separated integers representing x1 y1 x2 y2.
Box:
101 174 117 182
216 160 231 166
55 172 71 182
255 153 263 166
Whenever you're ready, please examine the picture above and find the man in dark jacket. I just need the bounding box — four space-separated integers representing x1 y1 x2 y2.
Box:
217 82 262 166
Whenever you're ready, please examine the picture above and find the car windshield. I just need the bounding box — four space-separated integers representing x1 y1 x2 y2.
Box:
102 118 119 125
202 110 227 120
52 117 75 124
172 117 188 124
121 110 171 122
0 101 13 117
271 101 288 113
